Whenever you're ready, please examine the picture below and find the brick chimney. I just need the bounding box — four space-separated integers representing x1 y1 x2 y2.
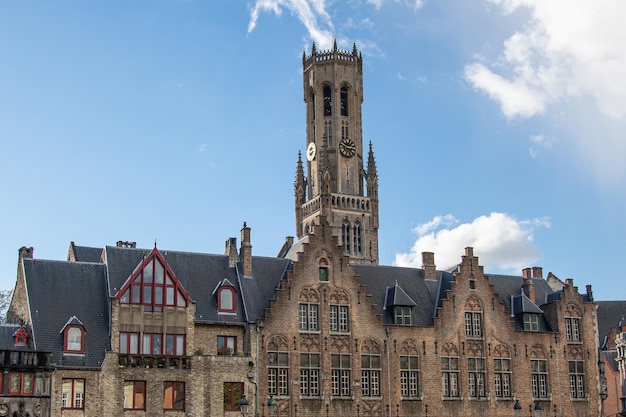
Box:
586 284 594 301
19 247 33 259
421 252 437 280
522 268 536 303
532 266 543 279
240 222 252 277
225 237 238 267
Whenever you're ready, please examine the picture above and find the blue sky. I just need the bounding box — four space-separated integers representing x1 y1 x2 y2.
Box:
1 0 624 301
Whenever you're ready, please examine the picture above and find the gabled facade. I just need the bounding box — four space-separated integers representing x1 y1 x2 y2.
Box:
4 43 607 417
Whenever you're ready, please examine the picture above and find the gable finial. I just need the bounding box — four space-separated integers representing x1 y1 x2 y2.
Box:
154 239 157 248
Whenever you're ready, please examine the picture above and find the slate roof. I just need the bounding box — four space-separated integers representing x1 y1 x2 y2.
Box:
0 324 32 351
71 245 103 263
354 264 443 326
22 258 109 369
103 246 291 324
596 300 626 346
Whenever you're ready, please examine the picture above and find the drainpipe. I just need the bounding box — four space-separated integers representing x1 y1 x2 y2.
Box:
386 327 392 417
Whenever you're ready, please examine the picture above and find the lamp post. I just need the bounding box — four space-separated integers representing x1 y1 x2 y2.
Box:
533 401 542 417
513 400 522 417
240 395 250 417
267 396 276 417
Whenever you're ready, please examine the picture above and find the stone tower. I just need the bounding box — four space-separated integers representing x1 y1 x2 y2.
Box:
295 41 379 264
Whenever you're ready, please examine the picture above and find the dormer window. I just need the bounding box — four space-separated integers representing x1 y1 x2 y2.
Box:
218 287 235 313
62 318 86 354
214 279 236 314
14 328 28 346
523 313 539 331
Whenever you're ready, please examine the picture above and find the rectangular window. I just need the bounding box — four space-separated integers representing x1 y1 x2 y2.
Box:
494 358 512 398
331 354 351 397
164 381 185 410
142 333 162 355
569 361 586 398
123 380 146 410
299 304 319 331
394 306 412 325
218 336 237 355
524 314 539 331
361 354 381 397
468 357 486 398
120 332 140 354
9 373 33 396
268 351 289 396
300 353 320 396
465 312 482 338
165 334 185 356
330 305 349 332
62 379 85 409
319 267 328 282
224 382 244 411
531 359 548 398
400 356 420 398
566 318 581 342
441 357 460 398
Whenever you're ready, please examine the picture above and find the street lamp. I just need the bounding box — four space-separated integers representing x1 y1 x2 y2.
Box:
240 395 250 417
534 401 542 417
267 395 276 417
513 400 522 417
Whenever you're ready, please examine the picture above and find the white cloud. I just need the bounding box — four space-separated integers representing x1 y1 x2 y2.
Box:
465 0 626 120
528 133 556 158
198 144 207 152
394 212 550 273
247 0 334 49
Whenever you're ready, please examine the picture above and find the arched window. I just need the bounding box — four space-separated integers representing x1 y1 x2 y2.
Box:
64 325 85 354
340 86 348 116
218 287 236 313
353 221 362 256
323 86 332 116
342 221 351 254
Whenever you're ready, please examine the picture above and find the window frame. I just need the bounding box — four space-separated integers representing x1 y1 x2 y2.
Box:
330 305 350 333
9 373 34 396
566 317 581 342
218 336 237 356
224 382 244 411
524 313 539 331
300 353 321 397
400 355 420 398
218 286 236 313
164 381 185 411
361 354 381 397
394 306 412 325
465 311 483 339
268 350 289 396
441 356 460 398
123 380 146 410
569 360 586 399
493 358 512 398
331 353 351 397
299 303 319 331
531 359 549 399
64 325 85 354
61 378 85 410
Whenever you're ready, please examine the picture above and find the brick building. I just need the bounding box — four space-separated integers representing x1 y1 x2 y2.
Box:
4 43 604 417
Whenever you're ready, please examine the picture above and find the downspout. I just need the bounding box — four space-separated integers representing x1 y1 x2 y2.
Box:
386 327 392 417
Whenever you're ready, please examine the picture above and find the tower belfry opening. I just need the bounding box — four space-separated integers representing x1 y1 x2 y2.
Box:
294 41 379 265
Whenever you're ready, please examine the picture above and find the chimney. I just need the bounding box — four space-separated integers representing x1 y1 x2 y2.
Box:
532 267 543 279
240 222 252 277
19 247 33 259
522 268 536 303
421 252 437 280
116 241 136 248
225 237 238 267
586 284 594 301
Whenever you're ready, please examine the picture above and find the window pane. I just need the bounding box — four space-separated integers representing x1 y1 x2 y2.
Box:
220 288 233 310
166 287 175 305
155 260 164 284
67 327 82 351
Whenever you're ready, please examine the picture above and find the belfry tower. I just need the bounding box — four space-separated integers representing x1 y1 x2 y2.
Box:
295 41 379 265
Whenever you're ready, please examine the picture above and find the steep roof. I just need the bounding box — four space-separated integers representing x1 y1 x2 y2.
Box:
71 245 103 263
22 258 109 369
596 300 626 346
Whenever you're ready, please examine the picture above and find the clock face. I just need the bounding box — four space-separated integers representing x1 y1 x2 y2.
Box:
339 138 356 158
306 142 317 161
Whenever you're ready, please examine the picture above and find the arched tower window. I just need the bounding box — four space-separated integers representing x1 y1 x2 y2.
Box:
340 86 348 116
342 220 351 254
323 85 332 116
353 221 363 256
